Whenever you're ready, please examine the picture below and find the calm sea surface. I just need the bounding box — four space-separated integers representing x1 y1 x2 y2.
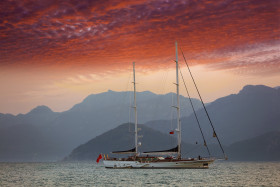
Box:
0 161 279 186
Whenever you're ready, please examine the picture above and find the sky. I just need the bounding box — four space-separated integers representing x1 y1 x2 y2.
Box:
0 0 279 114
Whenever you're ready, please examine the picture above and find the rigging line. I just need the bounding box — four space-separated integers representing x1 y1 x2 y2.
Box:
180 47 227 159
179 66 211 157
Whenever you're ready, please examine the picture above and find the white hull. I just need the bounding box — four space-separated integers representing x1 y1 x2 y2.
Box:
103 159 214 169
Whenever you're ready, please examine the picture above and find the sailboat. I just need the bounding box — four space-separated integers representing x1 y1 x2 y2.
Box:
103 42 226 169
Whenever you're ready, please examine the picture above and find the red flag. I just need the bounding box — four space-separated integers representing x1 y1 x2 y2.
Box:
96 154 102 163
169 131 174 134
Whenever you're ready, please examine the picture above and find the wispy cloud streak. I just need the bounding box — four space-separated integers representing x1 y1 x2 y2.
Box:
0 0 279 75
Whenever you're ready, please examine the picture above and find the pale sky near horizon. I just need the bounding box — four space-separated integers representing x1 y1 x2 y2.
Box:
0 0 279 114
1 63 279 115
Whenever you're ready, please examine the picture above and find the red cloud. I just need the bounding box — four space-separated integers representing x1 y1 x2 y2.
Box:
0 0 279 75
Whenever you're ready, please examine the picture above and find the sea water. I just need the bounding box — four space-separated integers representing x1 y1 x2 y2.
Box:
0 161 279 186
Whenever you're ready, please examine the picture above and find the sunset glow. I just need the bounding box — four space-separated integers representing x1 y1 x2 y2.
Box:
0 0 279 114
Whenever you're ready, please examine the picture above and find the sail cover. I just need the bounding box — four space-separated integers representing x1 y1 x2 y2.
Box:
142 146 178 155
112 147 136 154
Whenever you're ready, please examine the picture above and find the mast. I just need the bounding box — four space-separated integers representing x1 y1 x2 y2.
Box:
133 62 138 155
175 42 181 159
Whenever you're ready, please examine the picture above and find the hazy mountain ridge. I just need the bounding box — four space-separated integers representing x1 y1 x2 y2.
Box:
148 85 280 145
0 105 59 129
227 131 280 161
0 91 201 161
0 85 279 161
0 123 62 161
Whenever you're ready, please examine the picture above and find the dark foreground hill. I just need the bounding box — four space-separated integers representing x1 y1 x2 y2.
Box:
64 123 198 161
65 124 280 161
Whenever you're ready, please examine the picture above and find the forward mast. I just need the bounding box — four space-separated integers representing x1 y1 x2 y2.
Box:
133 62 139 155
175 41 182 159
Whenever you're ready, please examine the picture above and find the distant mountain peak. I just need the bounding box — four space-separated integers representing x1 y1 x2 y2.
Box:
82 90 158 104
239 85 273 95
28 105 53 114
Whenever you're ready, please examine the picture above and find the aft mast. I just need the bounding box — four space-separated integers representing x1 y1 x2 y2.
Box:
175 42 181 159
133 62 138 156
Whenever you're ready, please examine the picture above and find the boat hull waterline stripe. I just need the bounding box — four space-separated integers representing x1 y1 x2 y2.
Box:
103 159 214 169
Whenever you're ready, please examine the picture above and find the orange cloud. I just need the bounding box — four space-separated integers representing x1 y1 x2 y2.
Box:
0 0 279 75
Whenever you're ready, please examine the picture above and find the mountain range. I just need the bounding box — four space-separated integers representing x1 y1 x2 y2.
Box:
0 85 279 161
147 85 280 145
0 91 201 161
